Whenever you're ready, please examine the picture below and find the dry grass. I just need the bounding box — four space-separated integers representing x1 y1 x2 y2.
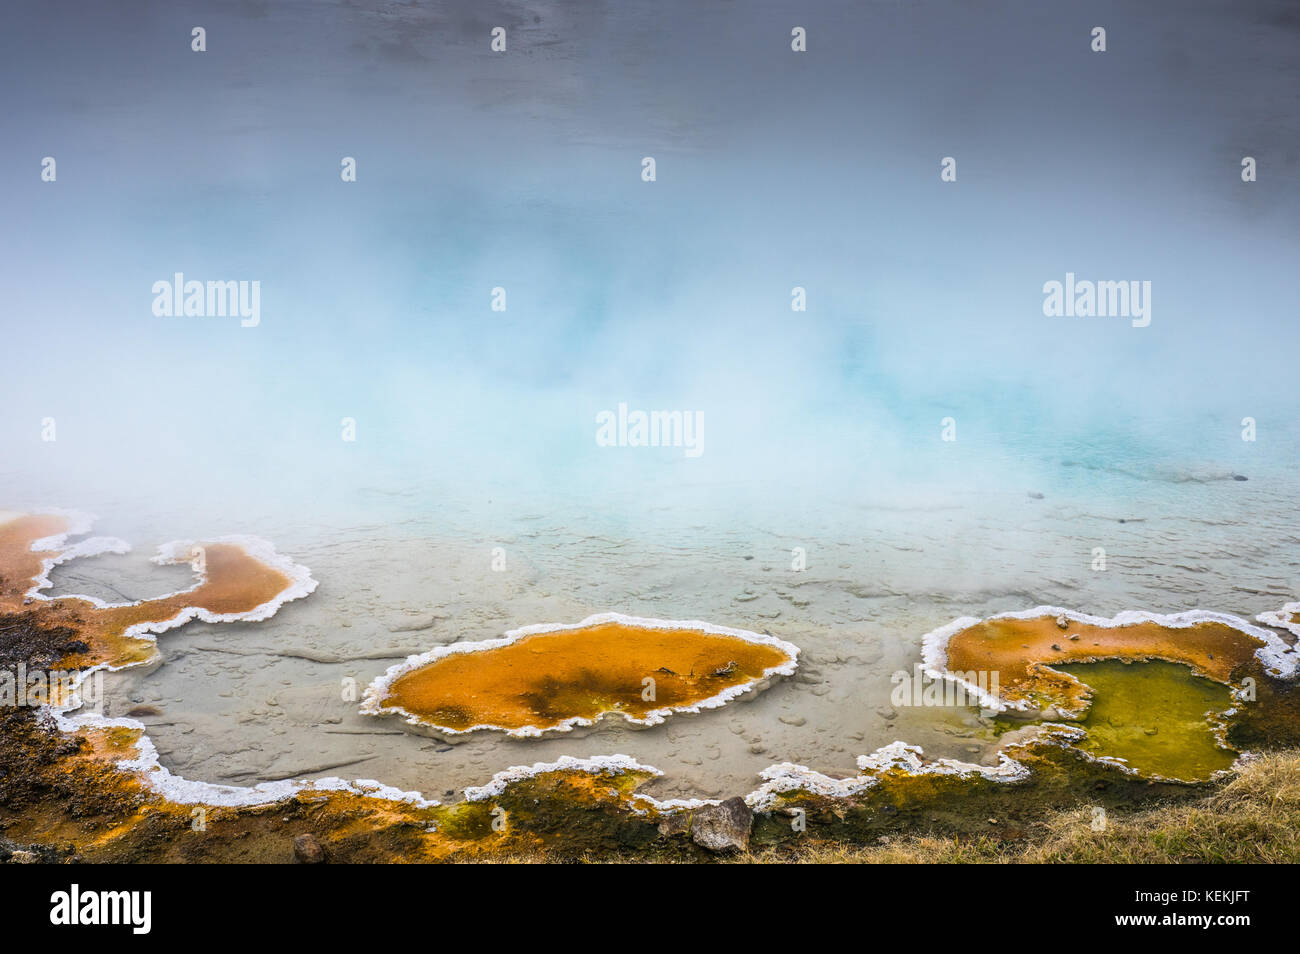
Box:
741 751 1300 864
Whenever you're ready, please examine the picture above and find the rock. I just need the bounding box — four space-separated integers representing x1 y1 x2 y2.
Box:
1232 474 1248 481
9 850 38 864
1028 491 1045 500
1055 615 1069 630
691 797 752 853
657 812 691 837
293 833 325 864
779 714 807 726
126 705 163 718
54 737 85 757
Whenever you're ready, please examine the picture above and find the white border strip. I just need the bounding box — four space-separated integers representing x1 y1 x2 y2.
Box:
745 741 1030 812
27 527 318 659
1257 602 1300 638
464 754 661 802
920 605 1299 713
360 612 800 738
11 512 412 810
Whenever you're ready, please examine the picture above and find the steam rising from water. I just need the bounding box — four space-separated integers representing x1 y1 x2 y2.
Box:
1 0 1297 535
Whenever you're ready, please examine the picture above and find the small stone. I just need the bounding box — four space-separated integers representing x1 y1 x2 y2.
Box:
1055 615 1069 630
778 714 807 727
691 797 752 853
1051 644 1062 652
9 850 39 864
293 833 325 864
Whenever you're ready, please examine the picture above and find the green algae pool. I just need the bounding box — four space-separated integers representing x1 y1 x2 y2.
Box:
1050 660 1238 780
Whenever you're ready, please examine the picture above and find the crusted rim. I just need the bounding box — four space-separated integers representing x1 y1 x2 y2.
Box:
920 605 1299 713
359 611 800 738
1257 602 1300 639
